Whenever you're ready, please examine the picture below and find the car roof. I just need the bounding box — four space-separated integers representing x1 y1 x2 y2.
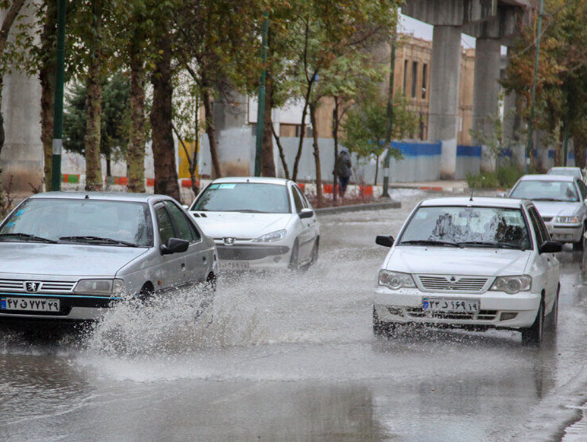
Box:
549 167 580 170
28 191 172 202
419 196 525 209
211 177 290 186
519 174 576 182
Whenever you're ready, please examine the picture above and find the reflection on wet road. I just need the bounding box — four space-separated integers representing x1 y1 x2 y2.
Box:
1 190 587 441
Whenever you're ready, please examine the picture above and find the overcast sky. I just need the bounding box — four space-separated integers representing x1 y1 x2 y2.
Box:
399 13 478 50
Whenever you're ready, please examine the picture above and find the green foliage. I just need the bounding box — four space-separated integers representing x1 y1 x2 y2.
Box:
63 72 130 160
466 165 525 190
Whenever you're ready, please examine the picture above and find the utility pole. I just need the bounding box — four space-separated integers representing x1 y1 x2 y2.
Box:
254 12 269 177
51 0 67 192
381 29 397 198
525 0 544 173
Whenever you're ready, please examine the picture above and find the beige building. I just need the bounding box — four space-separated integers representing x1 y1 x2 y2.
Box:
283 34 477 146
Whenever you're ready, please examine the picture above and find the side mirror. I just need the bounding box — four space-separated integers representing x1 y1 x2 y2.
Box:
376 235 394 248
161 237 189 255
182 205 189 210
299 208 314 219
539 241 563 254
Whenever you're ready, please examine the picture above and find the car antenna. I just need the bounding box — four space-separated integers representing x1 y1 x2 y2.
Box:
469 176 484 202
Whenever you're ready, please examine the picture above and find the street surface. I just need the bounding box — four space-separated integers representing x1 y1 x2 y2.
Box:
2 189 587 441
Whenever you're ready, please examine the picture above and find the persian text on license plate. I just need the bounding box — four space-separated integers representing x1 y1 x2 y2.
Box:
219 261 250 271
422 297 479 313
1 297 60 312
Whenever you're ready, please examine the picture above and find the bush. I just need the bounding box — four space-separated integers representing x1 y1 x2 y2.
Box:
466 165 525 190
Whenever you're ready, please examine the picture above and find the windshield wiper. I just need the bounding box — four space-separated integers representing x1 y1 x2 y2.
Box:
458 241 525 251
0 233 58 243
400 239 463 248
59 236 138 247
236 209 266 213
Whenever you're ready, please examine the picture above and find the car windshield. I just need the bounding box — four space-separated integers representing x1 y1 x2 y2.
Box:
192 183 291 213
399 206 531 250
547 169 581 178
0 198 153 246
509 180 579 202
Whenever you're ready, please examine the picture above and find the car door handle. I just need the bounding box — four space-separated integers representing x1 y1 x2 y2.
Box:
202 256 207 262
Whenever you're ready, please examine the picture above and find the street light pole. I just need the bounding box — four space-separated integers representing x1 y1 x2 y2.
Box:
51 0 67 192
381 29 396 198
525 0 544 173
254 11 269 177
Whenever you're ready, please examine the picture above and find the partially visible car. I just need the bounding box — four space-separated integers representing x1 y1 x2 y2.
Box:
0 192 217 323
508 174 587 249
373 197 561 346
189 177 320 272
547 166 585 181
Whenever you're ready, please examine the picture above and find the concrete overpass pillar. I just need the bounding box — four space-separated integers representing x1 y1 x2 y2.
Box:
428 25 462 180
503 48 525 170
472 38 501 173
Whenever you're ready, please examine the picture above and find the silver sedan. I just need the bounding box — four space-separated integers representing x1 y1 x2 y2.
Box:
0 192 218 323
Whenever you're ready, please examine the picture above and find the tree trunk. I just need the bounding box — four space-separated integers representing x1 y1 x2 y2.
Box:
374 154 380 186
332 98 340 202
0 75 5 216
309 101 323 207
84 0 104 191
271 123 289 179
292 96 310 182
39 0 57 191
150 32 180 201
127 42 146 193
202 89 222 178
261 71 276 177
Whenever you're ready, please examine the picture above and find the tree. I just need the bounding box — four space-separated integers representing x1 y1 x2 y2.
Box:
342 93 418 185
63 73 130 177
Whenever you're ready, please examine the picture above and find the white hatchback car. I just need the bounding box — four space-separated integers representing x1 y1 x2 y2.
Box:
373 197 562 345
189 177 320 272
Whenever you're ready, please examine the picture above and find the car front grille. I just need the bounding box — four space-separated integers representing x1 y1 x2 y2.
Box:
416 275 489 293
406 308 498 321
542 217 553 222
0 279 76 293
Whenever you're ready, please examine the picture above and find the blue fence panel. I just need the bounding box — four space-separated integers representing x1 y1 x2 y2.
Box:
456 145 481 157
390 141 441 157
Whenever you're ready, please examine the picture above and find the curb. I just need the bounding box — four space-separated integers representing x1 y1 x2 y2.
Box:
389 185 466 193
315 200 401 215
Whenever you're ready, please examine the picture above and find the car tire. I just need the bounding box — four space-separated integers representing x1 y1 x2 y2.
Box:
521 299 544 346
138 283 155 303
289 240 300 271
302 238 320 271
373 307 395 336
547 288 559 332
574 224 586 251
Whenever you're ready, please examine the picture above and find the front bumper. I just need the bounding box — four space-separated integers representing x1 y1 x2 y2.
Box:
545 222 583 243
373 287 541 329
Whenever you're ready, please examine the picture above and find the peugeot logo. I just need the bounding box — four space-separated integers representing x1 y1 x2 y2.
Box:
223 237 236 246
24 281 41 292
450 276 457 282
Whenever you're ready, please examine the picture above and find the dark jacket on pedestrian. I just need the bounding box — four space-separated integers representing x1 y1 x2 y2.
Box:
335 148 352 178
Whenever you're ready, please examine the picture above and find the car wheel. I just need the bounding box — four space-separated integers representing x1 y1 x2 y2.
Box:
138 283 154 303
574 224 586 251
373 307 395 336
301 238 320 271
521 299 544 346
547 288 559 332
289 240 300 271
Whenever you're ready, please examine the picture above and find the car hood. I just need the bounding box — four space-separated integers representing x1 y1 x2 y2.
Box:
533 201 583 218
191 212 293 239
385 246 531 276
0 243 148 277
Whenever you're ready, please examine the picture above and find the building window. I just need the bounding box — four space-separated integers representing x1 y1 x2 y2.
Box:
411 61 418 98
403 60 408 93
422 64 428 100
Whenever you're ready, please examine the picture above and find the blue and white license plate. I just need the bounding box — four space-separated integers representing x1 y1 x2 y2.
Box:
422 297 479 313
1 297 60 312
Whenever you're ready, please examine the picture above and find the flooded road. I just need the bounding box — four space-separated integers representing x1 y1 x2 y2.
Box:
2 190 587 442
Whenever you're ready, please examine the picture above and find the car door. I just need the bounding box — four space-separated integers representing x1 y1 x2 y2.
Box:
154 202 186 291
291 184 313 261
164 201 209 284
576 180 587 227
528 206 558 308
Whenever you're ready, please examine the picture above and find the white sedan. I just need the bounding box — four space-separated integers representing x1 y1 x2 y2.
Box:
373 197 562 345
189 177 320 272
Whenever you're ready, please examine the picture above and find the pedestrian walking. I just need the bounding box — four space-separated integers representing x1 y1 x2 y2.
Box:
334 147 352 198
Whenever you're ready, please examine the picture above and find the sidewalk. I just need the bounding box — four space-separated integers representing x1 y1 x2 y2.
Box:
388 180 468 193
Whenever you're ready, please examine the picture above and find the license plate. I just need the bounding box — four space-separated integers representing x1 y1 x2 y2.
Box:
1 297 60 312
422 297 479 313
219 261 250 271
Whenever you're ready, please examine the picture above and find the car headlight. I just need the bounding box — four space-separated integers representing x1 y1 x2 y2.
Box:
554 216 580 224
74 279 126 296
378 270 416 289
252 229 287 243
490 275 532 295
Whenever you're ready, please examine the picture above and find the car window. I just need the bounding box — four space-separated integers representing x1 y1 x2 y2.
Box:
192 183 291 214
398 206 531 250
155 205 175 245
0 198 153 246
510 180 579 202
164 201 200 242
291 186 304 213
578 180 587 200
